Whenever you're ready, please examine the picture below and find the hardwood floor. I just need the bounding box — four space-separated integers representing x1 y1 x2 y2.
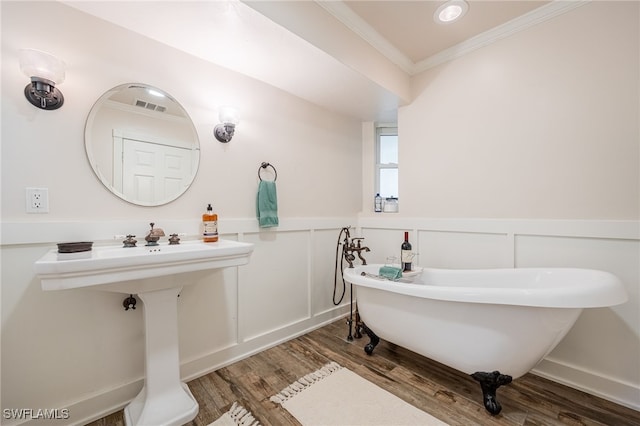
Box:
89 319 639 426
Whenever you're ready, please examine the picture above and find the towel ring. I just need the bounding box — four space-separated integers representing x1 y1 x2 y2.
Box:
258 162 277 181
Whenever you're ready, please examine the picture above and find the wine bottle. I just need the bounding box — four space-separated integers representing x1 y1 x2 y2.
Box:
401 231 412 272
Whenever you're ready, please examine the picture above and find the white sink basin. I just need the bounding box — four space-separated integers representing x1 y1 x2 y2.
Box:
35 239 253 293
34 238 253 426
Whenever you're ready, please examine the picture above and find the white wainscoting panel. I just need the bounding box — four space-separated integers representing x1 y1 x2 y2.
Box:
418 230 511 269
239 231 312 342
359 228 405 264
515 234 640 408
312 228 353 315
3 218 637 422
178 267 239 362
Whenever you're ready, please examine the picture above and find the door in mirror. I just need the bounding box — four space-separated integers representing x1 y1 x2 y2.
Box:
85 83 200 206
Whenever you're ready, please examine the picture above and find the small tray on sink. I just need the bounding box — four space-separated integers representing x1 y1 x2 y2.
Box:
57 242 93 253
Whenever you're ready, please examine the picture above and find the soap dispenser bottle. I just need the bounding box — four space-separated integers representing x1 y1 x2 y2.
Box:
374 193 382 213
202 204 218 243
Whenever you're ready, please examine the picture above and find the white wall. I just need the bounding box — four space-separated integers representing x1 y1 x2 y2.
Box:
1 2 363 222
357 1 639 411
400 1 639 220
1 2 359 424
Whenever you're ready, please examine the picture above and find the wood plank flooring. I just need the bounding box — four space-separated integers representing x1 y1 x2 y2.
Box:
89 319 639 426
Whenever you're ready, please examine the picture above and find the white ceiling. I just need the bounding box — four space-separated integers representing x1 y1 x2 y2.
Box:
63 0 582 122
324 1 550 72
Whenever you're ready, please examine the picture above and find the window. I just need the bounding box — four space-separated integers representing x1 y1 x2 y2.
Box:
375 126 398 199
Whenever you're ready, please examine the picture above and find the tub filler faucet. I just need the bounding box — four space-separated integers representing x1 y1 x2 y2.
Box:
342 228 369 268
337 226 370 342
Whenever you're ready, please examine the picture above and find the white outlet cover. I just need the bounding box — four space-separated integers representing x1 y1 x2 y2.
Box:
26 187 49 213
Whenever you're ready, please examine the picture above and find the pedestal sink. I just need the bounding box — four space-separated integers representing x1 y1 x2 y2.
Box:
34 239 254 426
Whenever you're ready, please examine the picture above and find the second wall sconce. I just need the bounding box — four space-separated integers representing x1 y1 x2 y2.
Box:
19 48 66 110
214 106 239 143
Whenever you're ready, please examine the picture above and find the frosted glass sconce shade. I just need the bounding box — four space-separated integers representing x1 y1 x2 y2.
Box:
214 106 239 143
19 48 66 110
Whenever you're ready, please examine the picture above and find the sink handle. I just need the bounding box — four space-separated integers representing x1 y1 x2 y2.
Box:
123 234 137 248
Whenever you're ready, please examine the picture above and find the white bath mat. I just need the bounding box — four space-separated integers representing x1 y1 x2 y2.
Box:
270 361 448 425
208 402 260 426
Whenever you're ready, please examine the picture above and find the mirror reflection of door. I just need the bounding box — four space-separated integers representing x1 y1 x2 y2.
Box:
120 138 193 205
85 84 200 206
112 129 197 205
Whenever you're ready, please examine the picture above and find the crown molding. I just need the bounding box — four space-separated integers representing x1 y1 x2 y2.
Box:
317 0 590 76
315 0 415 74
414 0 590 74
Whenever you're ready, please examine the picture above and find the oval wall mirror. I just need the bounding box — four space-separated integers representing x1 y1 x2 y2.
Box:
85 83 200 206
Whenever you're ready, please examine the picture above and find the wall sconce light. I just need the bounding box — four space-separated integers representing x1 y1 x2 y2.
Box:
214 106 239 143
19 48 66 110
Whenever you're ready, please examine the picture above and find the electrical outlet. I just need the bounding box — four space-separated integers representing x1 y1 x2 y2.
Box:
26 187 49 213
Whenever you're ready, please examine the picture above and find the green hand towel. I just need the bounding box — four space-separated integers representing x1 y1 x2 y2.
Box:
379 266 402 280
256 180 279 228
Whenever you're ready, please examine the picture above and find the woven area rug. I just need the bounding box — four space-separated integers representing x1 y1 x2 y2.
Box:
209 402 260 426
270 361 448 425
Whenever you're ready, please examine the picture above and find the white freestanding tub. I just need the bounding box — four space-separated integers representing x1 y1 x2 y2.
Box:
343 265 627 415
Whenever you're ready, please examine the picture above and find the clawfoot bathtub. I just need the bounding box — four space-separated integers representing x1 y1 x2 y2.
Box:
343 265 627 415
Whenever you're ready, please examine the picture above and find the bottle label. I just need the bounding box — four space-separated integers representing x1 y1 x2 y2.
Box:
203 221 218 237
401 250 412 263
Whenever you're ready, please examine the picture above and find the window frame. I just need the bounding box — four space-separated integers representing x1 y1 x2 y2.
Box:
375 125 399 199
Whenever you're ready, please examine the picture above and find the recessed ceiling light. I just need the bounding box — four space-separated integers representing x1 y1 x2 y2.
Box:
434 0 469 24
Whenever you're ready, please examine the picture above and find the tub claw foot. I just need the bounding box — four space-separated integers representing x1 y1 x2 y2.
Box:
471 371 512 415
360 323 379 355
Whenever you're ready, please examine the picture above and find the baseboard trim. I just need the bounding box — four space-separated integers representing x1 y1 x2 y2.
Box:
532 357 640 411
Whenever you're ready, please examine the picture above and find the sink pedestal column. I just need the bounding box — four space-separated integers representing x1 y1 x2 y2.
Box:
124 286 198 426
